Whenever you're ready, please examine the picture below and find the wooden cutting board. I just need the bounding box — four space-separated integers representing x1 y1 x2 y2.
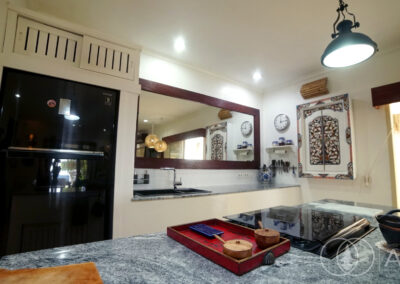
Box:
0 262 103 284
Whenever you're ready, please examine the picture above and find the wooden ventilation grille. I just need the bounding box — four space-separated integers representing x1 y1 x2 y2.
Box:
80 36 138 80
300 77 329 99
14 17 82 66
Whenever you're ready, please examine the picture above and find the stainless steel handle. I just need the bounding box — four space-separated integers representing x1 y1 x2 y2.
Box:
7 146 104 156
324 218 369 244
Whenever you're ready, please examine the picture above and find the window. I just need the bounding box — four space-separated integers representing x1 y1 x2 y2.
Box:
389 102 400 207
184 137 204 160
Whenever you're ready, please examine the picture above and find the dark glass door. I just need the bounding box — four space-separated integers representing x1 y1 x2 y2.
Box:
0 68 119 256
0 68 118 152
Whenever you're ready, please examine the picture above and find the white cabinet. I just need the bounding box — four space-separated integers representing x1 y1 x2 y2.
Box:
80 36 139 81
14 17 83 67
297 94 355 179
9 13 140 82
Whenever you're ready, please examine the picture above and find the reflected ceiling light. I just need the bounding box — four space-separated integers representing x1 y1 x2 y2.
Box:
15 93 21 98
252 71 262 82
174 36 186 53
64 114 80 121
321 0 378 68
154 140 168 153
143 119 148 123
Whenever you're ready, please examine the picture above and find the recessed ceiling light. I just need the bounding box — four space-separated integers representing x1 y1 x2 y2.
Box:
143 119 148 123
15 93 21 98
253 71 262 82
174 36 186 53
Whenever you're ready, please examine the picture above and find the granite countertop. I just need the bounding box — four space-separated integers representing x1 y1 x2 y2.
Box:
0 230 398 283
0 221 399 283
132 183 299 201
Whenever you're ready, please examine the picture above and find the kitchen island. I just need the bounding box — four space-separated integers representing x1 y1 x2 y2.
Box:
0 215 399 283
120 185 302 237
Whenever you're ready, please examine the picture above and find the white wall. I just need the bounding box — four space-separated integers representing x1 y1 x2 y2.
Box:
127 186 301 237
119 52 286 237
262 48 400 206
140 52 263 109
0 4 279 240
135 52 264 192
134 168 259 191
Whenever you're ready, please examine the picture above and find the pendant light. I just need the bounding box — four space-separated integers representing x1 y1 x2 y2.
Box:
154 140 168 153
321 0 378 68
144 124 159 148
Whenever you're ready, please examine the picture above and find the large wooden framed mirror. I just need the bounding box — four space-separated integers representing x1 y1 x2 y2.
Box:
135 79 260 169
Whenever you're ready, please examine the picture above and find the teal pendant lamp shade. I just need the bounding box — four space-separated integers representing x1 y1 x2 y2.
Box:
321 1 378 68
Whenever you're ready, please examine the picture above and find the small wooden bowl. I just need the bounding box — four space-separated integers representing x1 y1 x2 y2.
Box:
223 239 253 259
254 228 280 249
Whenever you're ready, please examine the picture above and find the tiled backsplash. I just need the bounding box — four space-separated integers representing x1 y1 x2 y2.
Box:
133 169 259 190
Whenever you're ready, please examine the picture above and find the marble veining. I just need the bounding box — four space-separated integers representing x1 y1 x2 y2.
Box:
0 228 399 283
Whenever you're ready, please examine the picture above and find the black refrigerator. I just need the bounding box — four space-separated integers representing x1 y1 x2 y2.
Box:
0 68 119 256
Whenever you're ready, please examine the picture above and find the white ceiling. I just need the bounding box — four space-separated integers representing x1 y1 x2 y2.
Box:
26 0 400 90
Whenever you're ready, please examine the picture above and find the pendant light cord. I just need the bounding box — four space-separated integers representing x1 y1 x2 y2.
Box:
332 0 359 38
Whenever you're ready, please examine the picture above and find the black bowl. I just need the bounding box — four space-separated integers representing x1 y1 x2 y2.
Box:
376 209 400 228
376 209 400 247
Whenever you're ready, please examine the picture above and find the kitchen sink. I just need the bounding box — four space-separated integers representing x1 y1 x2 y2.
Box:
134 188 211 197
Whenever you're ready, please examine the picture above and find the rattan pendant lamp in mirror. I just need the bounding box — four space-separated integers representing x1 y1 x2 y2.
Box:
321 0 378 68
154 139 167 152
144 123 167 152
144 124 159 148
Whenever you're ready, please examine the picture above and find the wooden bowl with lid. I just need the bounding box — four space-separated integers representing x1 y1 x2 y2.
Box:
214 235 253 259
255 221 280 249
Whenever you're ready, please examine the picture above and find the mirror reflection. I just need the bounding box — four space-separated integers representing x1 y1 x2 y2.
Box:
136 91 254 161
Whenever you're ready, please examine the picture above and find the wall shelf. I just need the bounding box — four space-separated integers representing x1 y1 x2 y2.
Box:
233 148 253 155
266 145 296 154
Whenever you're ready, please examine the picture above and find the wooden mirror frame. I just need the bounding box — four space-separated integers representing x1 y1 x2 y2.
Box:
135 79 260 169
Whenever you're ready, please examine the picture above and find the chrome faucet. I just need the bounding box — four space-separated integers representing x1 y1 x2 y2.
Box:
160 167 182 190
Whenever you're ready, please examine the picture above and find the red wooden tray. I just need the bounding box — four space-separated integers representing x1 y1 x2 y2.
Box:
167 219 290 275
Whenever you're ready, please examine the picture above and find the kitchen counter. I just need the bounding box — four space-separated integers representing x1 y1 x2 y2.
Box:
0 217 399 283
132 183 299 201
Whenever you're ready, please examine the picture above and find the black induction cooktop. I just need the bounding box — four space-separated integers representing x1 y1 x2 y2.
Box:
224 202 376 258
